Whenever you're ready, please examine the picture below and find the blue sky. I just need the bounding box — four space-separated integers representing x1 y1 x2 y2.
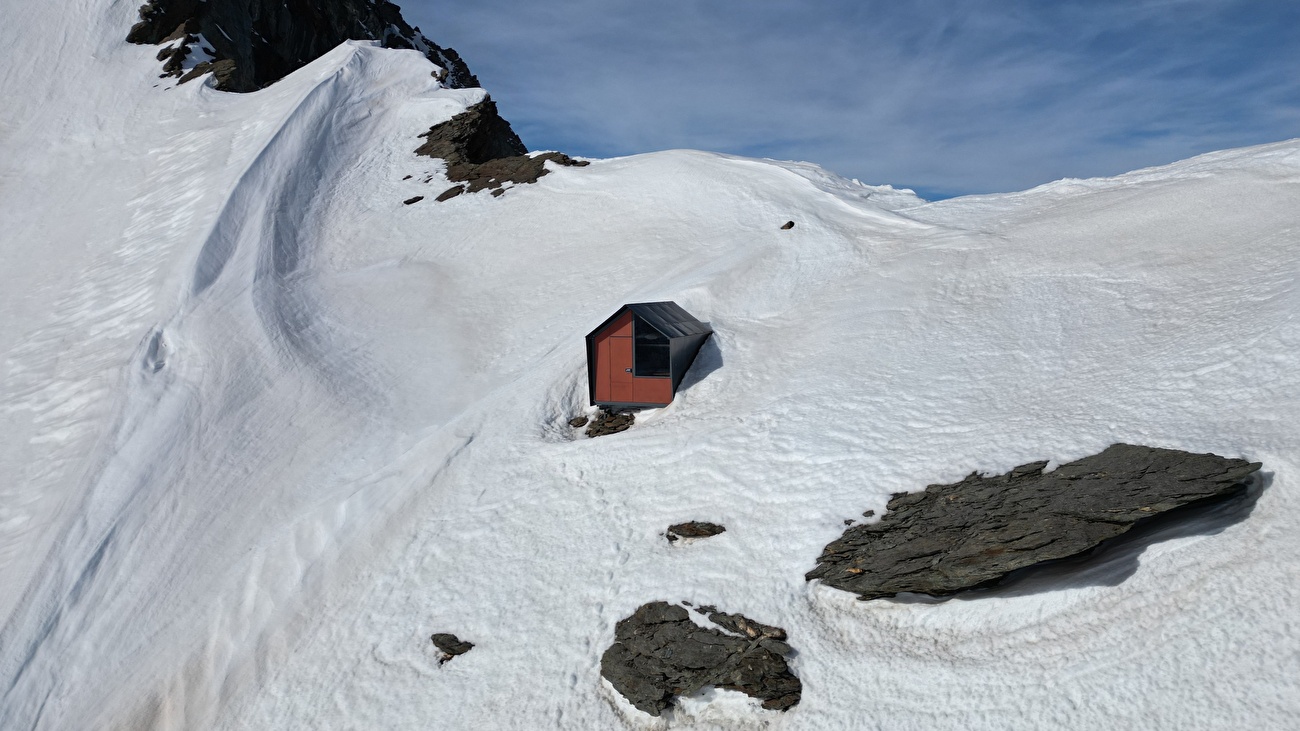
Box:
403 0 1299 199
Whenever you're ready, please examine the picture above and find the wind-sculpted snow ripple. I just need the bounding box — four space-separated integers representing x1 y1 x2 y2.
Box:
189 43 448 404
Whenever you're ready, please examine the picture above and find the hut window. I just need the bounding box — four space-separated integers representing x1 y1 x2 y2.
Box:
633 316 670 377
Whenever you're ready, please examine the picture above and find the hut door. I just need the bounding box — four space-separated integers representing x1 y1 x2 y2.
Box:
592 310 635 404
609 335 635 402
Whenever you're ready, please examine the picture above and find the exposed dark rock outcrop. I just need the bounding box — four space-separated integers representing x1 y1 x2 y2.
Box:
415 100 589 198
415 99 526 162
806 444 1260 600
126 0 479 92
430 633 473 664
600 601 801 717
568 416 589 428
667 522 726 542
585 409 634 438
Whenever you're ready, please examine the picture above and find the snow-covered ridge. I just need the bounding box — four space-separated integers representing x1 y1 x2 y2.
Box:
1 3 1299 729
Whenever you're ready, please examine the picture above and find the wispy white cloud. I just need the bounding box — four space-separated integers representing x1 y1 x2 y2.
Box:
406 0 1300 197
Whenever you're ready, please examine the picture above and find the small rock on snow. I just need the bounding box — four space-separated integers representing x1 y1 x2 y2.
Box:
666 521 726 542
430 633 474 664
436 185 465 202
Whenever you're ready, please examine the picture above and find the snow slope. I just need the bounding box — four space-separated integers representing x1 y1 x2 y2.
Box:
2 3 1299 729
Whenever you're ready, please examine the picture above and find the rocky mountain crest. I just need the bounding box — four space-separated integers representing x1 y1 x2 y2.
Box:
413 100 589 200
126 0 479 92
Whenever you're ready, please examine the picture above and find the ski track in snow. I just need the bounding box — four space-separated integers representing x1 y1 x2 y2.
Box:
2 5 1300 729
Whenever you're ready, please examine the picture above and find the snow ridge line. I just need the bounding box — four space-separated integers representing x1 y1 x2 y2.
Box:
188 42 367 299
188 41 470 401
0 43 464 731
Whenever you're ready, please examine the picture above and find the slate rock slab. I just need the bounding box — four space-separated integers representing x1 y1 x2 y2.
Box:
436 185 465 202
806 444 1260 601
666 521 726 542
601 601 801 717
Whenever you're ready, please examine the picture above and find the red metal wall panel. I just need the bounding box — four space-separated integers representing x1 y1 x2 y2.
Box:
610 337 634 401
606 312 632 337
632 376 673 404
595 337 611 402
593 312 632 404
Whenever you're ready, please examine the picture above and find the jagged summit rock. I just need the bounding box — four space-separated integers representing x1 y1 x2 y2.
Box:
415 99 527 165
806 444 1261 601
600 601 801 717
126 0 479 92
415 100 589 198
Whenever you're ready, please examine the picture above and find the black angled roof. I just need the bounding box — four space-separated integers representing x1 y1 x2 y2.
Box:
587 301 712 340
627 302 711 338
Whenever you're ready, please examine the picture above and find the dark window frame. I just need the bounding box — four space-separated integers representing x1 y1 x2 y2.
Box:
633 315 671 378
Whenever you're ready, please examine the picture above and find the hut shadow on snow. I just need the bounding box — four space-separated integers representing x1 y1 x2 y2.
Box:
888 471 1272 604
673 328 722 396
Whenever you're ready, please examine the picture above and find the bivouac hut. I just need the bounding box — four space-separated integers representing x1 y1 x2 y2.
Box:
585 302 713 408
